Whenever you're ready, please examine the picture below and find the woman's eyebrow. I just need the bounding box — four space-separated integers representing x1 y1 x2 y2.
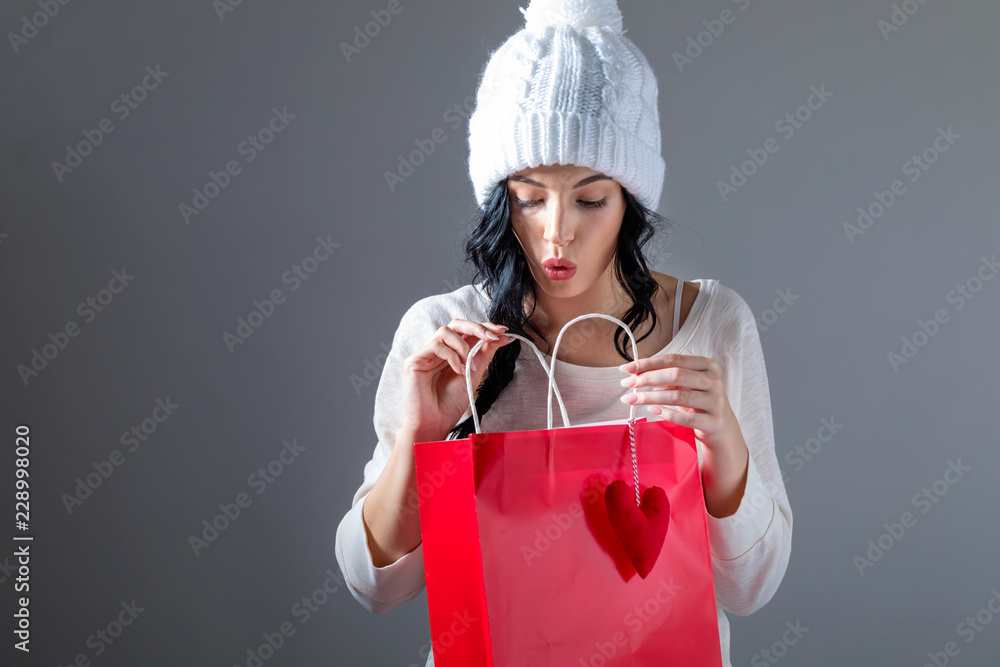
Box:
509 174 612 189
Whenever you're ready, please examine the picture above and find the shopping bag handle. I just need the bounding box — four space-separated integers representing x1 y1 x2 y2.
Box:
462 313 640 433
545 313 640 430
549 313 646 508
463 333 571 435
464 313 646 507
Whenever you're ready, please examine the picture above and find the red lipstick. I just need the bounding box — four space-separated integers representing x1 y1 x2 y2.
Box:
542 258 577 281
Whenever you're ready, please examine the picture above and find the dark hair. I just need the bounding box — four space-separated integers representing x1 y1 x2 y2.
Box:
447 176 674 440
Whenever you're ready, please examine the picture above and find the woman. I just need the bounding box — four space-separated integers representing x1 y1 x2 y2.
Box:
335 1 792 665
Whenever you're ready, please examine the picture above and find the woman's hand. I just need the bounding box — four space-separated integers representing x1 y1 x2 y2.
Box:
400 319 515 442
618 353 750 518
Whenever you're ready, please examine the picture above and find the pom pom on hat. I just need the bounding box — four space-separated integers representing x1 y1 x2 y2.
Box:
468 0 664 211
519 0 624 35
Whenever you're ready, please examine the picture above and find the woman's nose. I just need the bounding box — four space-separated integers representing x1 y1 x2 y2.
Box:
542 202 573 246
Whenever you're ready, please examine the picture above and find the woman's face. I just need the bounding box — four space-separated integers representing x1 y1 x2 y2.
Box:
507 163 626 301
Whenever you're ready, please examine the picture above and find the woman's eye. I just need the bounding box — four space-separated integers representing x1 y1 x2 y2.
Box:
514 198 608 209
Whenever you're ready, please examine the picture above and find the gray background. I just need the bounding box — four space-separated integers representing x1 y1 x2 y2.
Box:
1 0 999 665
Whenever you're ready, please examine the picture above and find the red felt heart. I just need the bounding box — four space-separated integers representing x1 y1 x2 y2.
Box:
604 480 670 579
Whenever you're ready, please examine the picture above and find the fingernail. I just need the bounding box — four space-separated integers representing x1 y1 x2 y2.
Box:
619 376 635 387
620 392 637 404
618 362 635 373
485 331 500 341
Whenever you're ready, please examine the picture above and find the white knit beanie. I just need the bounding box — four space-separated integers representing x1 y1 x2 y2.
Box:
467 0 665 212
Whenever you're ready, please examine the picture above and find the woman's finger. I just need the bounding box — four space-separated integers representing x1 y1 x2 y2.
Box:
441 321 514 369
436 325 482 371
409 320 513 378
622 366 709 391
622 387 712 413
447 318 509 344
427 339 468 376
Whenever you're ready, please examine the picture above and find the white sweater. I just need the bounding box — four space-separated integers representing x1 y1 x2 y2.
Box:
335 278 793 667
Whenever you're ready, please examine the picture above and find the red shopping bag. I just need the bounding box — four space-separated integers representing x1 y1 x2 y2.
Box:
414 314 722 666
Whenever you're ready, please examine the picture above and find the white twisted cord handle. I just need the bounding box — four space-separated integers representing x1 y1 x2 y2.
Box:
548 313 642 506
462 333 570 435
462 315 644 506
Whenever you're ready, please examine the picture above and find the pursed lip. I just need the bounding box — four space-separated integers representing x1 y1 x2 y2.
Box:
542 258 577 269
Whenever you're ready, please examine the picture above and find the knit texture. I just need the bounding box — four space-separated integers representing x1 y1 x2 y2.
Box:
467 0 666 211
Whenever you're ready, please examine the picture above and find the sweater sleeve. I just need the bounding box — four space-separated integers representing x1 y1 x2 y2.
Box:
334 297 440 615
703 292 793 617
